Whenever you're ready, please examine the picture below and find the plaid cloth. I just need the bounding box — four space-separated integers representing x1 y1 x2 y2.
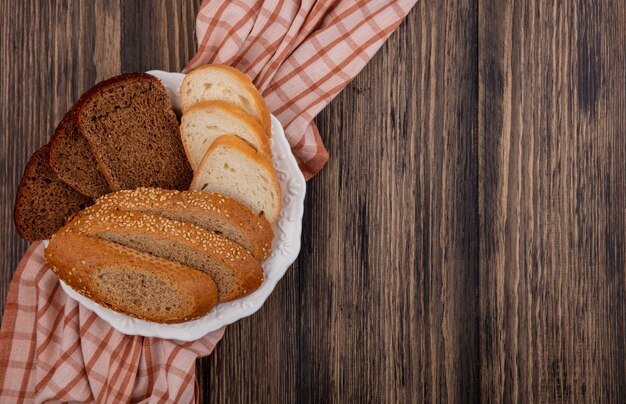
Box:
183 0 417 179
0 242 224 402
0 0 416 402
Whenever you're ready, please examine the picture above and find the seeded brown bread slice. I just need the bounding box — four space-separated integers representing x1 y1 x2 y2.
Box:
45 232 218 323
14 145 93 241
180 65 271 135
63 210 264 302
48 106 111 198
75 73 193 191
88 188 273 261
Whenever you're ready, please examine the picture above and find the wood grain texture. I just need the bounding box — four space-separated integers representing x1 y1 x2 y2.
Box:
1 0 106 324
203 1 479 402
478 0 625 402
0 0 624 402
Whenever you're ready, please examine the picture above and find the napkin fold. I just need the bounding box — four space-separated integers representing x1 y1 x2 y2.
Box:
0 0 416 402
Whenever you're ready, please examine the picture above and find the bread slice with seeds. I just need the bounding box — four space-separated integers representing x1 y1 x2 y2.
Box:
88 188 273 261
180 65 271 135
14 145 93 241
48 106 111 198
62 210 264 302
191 135 281 223
75 73 193 191
180 100 271 169
45 232 218 323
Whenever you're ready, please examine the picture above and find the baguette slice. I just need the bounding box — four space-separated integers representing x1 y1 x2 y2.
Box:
48 107 111 198
14 146 93 241
75 73 193 191
45 232 218 323
63 210 264 302
180 65 271 135
89 188 273 261
181 100 270 169
191 135 281 223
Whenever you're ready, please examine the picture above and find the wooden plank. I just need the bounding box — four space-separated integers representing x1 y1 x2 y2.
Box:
94 0 122 81
0 0 121 324
203 1 479 402
478 0 625 401
120 0 200 72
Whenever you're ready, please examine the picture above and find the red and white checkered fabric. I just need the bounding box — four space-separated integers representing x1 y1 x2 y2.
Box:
0 242 224 402
0 1 416 402
184 0 417 179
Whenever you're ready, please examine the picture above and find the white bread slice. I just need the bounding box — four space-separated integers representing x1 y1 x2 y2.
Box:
180 100 270 169
45 232 219 323
89 188 273 261
180 65 271 135
191 135 282 223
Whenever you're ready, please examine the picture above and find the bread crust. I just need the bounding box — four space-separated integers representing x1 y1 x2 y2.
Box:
180 64 271 135
62 209 264 302
181 100 271 164
14 145 93 240
74 73 162 110
191 134 282 222
48 106 112 198
45 232 218 323
74 73 192 191
72 73 163 128
87 188 273 261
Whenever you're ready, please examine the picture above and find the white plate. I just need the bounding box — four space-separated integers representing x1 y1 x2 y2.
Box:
52 70 306 341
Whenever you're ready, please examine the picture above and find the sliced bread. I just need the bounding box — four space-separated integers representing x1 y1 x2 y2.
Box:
180 65 271 135
75 73 193 191
191 135 281 223
14 145 93 241
45 232 218 323
180 100 270 169
88 188 273 261
62 210 264 302
48 107 111 198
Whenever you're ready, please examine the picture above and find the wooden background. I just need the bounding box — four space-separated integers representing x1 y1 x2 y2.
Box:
1 0 624 402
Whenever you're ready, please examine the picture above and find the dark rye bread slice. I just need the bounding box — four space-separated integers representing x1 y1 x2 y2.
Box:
75 73 193 191
14 145 93 241
48 106 111 198
45 232 219 323
89 188 274 261
62 209 264 302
